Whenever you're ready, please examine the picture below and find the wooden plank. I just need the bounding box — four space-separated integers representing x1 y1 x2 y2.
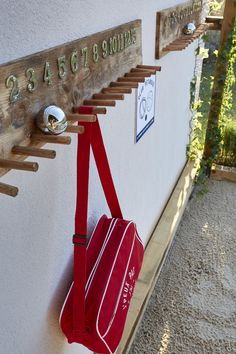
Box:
162 23 212 52
116 159 199 354
206 16 223 30
155 0 204 58
211 165 236 183
0 20 142 177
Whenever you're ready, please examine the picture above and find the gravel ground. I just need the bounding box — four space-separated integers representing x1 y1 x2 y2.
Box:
130 180 236 354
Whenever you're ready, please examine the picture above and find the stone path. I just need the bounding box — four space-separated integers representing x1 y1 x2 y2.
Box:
130 180 236 354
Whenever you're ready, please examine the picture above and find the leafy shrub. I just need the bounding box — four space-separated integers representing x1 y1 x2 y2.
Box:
217 120 236 166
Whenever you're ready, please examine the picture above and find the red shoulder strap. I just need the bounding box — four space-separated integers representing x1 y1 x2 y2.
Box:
72 106 122 333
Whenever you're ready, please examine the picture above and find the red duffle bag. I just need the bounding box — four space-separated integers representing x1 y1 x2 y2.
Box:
60 107 144 354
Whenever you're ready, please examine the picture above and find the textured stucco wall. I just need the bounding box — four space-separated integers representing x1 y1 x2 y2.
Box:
0 1 198 353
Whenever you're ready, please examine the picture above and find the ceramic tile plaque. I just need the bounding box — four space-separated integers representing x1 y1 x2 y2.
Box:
155 0 204 58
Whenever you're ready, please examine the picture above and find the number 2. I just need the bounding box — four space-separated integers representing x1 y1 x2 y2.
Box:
5 75 20 103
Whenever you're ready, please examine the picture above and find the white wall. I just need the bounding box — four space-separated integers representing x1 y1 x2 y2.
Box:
0 1 198 353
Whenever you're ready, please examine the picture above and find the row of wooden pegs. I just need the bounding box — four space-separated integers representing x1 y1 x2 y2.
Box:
0 64 161 198
163 23 214 52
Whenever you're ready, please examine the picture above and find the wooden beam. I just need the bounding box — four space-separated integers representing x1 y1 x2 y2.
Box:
206 16 223 30
211 164 236 183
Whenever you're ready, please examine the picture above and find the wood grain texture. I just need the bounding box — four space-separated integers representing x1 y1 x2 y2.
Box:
155 0 204 58
12 146 56 159
0 20 142 177
83 99 116 107
162 23 211 51
110 82 139 88
93 93 124 100
66 114 97 122
118 77 145 83
102 87 132 94
0 182 18 197
31 134 71 145
136 65 161 71
66 125 85 134
0 159 38 172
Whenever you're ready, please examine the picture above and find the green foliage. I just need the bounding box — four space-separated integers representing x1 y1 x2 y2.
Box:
187 14 236 173
217 120 236 166
208 0 225 15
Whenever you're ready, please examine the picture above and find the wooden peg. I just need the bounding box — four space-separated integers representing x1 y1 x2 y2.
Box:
66 125 85 134
130 68 156 74
12 146 56 159
110 82 138 88
125 72 152 78
92 107 107 114
72 107 107 115
83 99 116 107
102 87 132 94
67 114 97 122
167 44 188 48
31 134 71 145
136 65 161 71
118 77 145 83
0 182 18 197
0 159 38 172
93 93 124 100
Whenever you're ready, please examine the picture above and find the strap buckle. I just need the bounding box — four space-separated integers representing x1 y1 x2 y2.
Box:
73 234 88 246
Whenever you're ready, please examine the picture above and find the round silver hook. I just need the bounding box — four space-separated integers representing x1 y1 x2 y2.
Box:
37 105 68 135
183 23 196 35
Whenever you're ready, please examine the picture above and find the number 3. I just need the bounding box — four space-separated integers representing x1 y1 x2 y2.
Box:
26 68 38 92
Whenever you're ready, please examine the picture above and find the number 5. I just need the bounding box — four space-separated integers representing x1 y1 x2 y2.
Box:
57 55 67 79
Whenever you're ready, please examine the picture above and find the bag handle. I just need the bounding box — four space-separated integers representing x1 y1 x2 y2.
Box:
72 106 123 334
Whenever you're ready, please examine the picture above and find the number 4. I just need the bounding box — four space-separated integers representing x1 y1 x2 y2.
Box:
44 62 53 85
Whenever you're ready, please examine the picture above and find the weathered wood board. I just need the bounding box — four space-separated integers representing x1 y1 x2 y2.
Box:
155 0 204 58
0 20 142 176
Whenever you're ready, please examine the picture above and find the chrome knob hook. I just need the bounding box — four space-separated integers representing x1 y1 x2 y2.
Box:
183 23 196 35
37 105 68 135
